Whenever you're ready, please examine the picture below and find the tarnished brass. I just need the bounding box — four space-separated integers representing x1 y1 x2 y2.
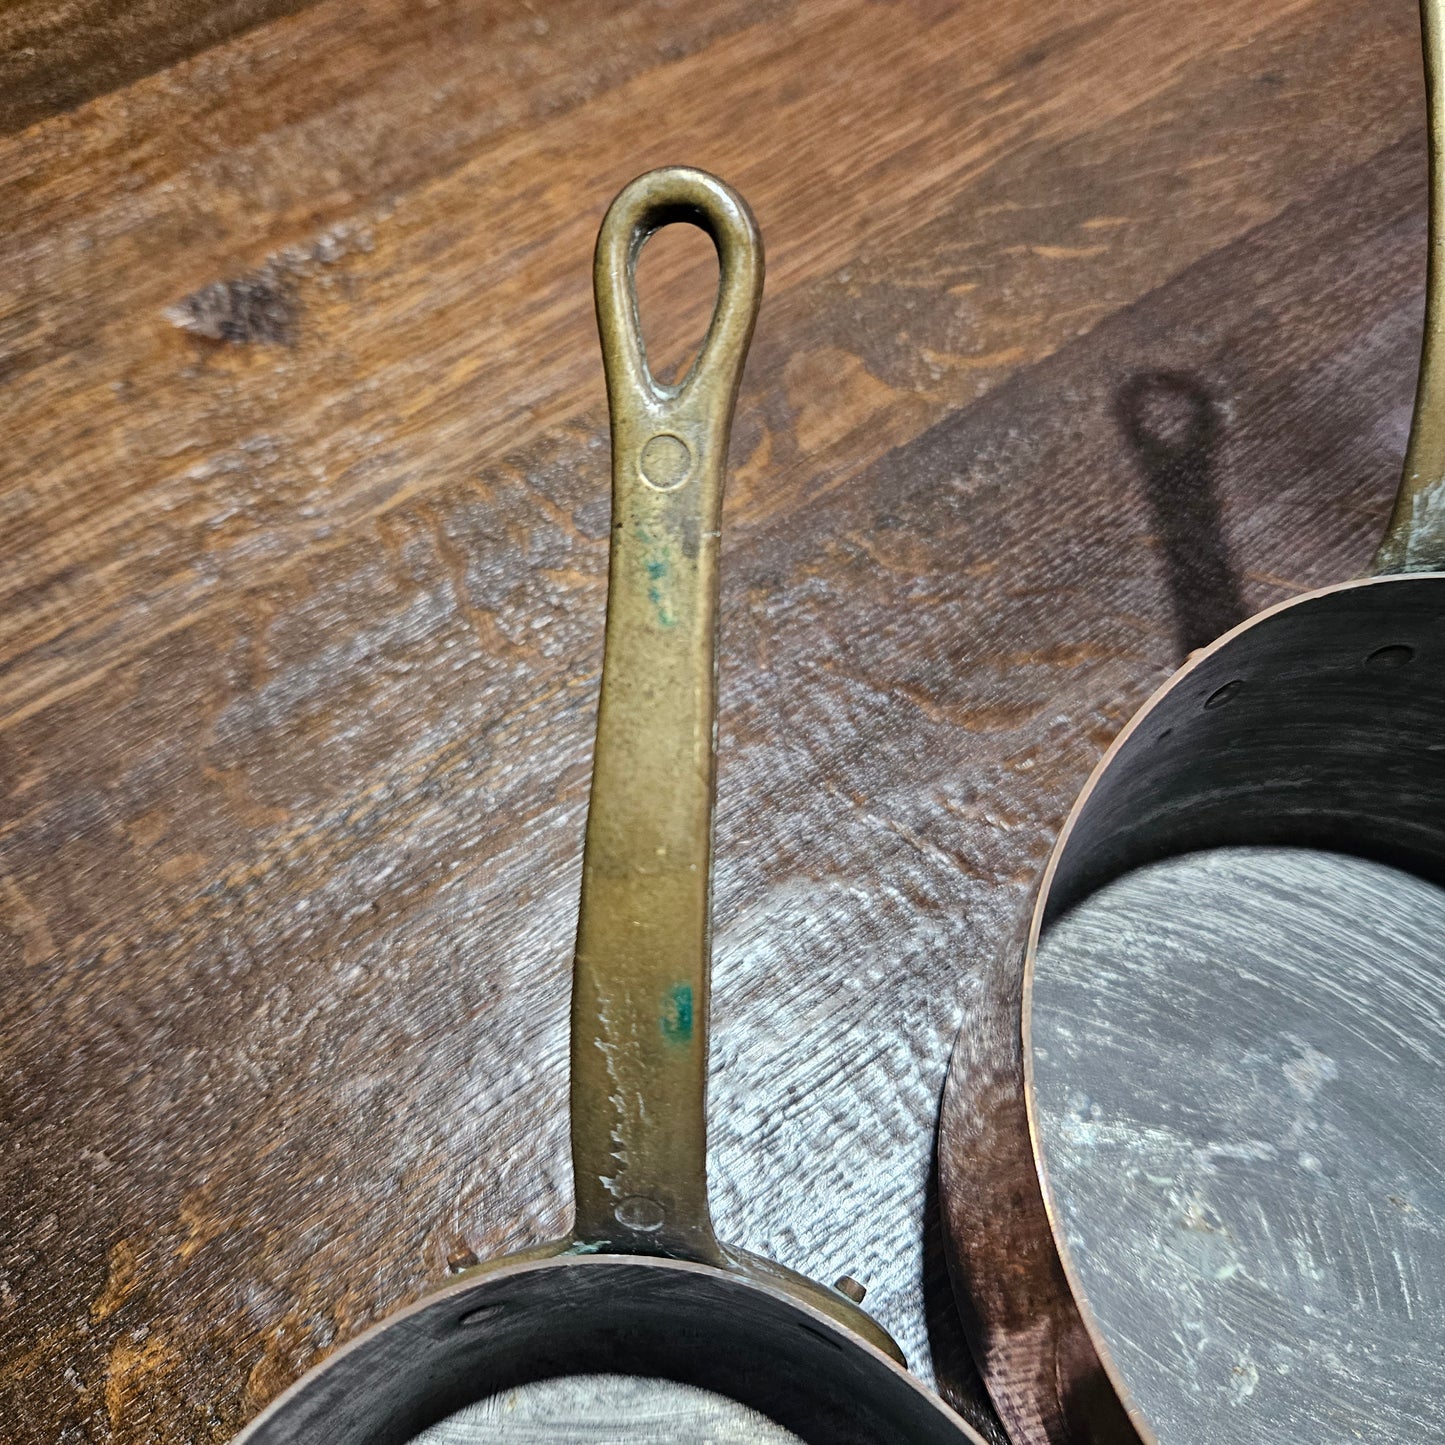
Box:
1378 0 1445 573
569 165 760 1263
568 165 899 1345
233 167 987 1445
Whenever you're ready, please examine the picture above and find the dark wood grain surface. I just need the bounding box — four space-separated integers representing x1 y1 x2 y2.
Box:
0 0 314 139
0 1 1429 1440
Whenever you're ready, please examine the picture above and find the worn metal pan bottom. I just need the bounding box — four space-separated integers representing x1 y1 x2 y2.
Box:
1031 845 1445 1443
412 1374 803 1442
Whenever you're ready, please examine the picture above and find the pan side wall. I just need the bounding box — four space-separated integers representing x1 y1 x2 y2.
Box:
235 1257 984 1445
1046 578 1445 919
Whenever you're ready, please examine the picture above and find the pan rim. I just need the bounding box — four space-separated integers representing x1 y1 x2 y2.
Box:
232 1247 988 1443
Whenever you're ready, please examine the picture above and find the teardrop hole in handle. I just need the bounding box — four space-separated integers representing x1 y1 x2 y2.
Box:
633 219 720 390
595 168 763 422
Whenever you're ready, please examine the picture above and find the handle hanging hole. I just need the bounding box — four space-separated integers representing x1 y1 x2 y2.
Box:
633 217 722 390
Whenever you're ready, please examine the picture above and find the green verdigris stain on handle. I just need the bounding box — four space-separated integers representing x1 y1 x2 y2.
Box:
635 521 676 627
645 555 673 626
660 983 694 1044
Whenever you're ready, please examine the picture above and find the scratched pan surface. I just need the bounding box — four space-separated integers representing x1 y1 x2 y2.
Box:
1031 846 1445 1443
938 4 1445 1442
411 1374 802 1442
233 168 985 1445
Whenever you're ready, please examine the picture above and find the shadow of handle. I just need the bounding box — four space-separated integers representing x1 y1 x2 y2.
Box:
1117 370 1245 657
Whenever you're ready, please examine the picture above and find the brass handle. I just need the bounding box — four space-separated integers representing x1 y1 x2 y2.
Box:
1376 0 1445 574
569 168 763 1259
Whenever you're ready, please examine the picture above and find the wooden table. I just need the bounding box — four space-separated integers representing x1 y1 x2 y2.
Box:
0 1 1429 1439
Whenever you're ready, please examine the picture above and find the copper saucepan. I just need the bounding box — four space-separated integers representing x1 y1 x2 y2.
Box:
232 167 987 1445
939 4 1445 1442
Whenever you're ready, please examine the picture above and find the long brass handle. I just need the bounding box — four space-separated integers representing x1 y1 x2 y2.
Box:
569 167 763 1259
1376 0 1445 574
